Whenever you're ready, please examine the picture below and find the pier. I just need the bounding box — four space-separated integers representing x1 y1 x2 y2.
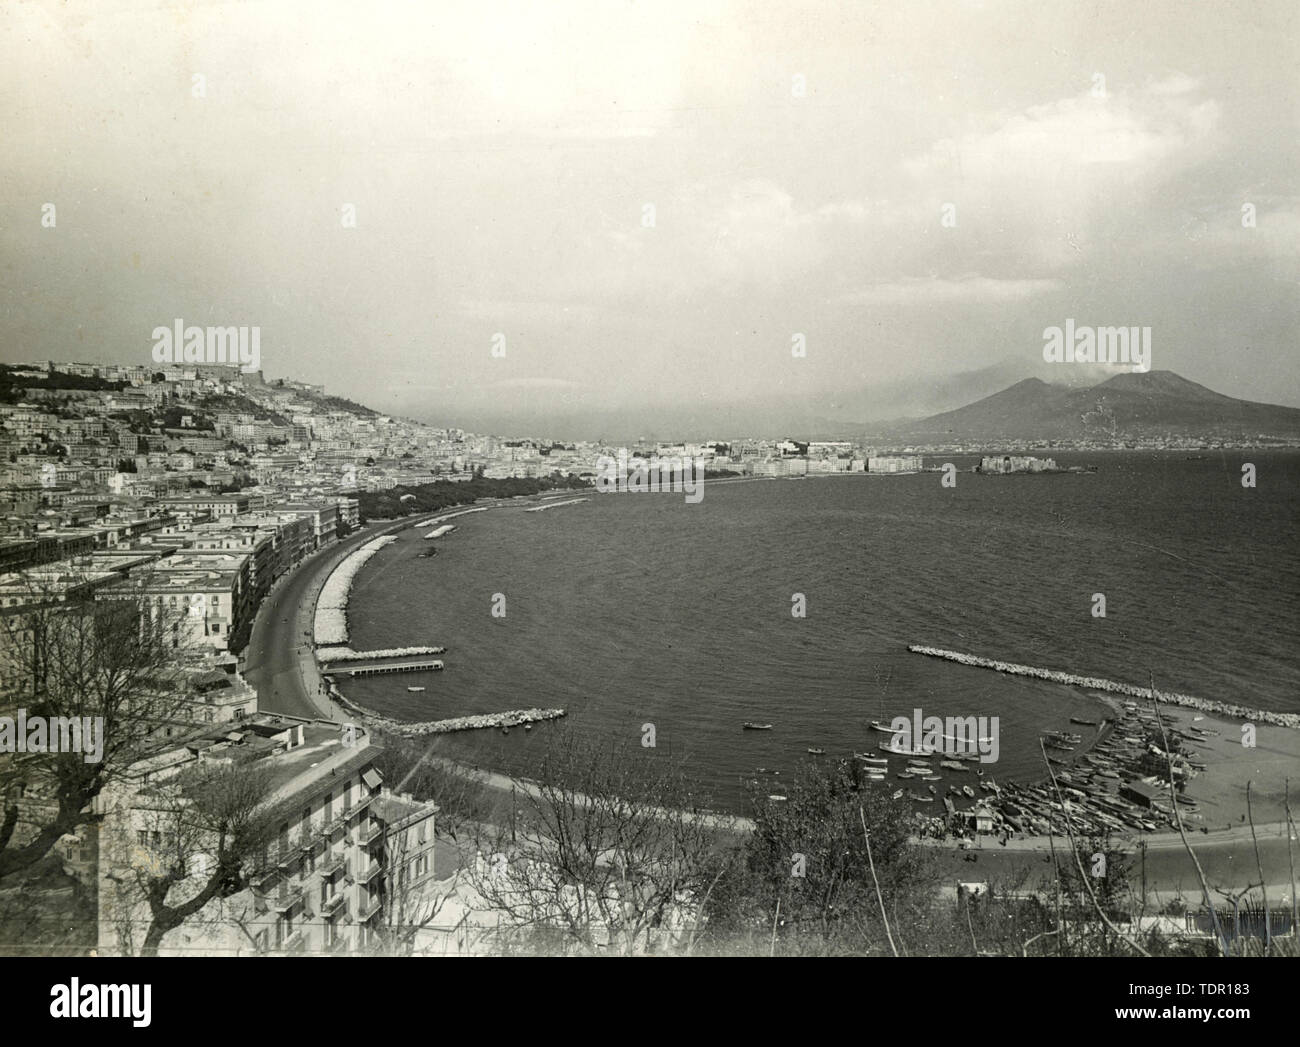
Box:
336 660 444 678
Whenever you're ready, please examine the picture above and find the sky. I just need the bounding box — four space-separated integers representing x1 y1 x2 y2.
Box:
2 0 1297 439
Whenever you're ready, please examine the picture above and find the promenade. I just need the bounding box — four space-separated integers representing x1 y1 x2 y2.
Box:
244 515 446 722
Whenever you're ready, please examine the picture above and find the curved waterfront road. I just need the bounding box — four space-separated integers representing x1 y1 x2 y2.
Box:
243 521 424 722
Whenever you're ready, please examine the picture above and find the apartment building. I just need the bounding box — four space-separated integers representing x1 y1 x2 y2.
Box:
95 718 438 956
274 501 339 550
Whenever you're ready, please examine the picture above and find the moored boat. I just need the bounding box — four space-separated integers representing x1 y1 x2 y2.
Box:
742 722 774 730
855 753 889 766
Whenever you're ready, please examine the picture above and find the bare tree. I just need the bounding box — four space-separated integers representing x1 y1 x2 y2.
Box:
467 732 732 956
108 759 277 956
1 576 196 878
701 759 933 956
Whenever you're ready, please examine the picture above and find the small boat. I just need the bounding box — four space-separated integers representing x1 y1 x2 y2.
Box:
896 772 914 780
406 686 426 693
927 785 937 795
806 747 825 755
1070 717 1099 726
855 754 889 766
869 720 896 734
501 727 509 735
523 723 532 731
767 795 788 802
879 741 932 757
742 722 773 730
962 785 975 799
892 789 904 800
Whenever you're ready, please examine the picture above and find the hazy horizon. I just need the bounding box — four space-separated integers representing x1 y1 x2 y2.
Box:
3 0 1297 439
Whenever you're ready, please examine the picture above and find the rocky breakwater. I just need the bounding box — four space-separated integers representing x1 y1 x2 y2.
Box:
325 683 565 737
908 645 1300 729
314 535 397 645
317 645 446 664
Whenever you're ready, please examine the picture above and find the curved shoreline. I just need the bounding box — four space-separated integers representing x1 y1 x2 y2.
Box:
314 535 398 645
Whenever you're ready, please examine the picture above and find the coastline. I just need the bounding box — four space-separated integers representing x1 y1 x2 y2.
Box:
300 487 1297 865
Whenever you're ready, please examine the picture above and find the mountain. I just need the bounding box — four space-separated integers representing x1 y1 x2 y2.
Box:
895 370 1300 443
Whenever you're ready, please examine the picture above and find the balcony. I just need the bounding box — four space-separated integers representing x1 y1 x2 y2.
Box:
344 794 372 821
357 897 382 922
358 821 382 846
273 887 305 913
356 861 382 886
325 934 349 955
321 891 347 916
319 853 345 879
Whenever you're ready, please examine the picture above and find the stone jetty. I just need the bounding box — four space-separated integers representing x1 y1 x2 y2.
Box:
327 684 564 737
907 644 1300 729
317 645 446 664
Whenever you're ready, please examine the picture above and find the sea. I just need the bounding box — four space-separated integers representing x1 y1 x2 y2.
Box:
340 451 1300 810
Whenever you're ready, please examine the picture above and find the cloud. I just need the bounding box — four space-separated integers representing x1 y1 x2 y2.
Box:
837 276 1062 305
899 75 1222 270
